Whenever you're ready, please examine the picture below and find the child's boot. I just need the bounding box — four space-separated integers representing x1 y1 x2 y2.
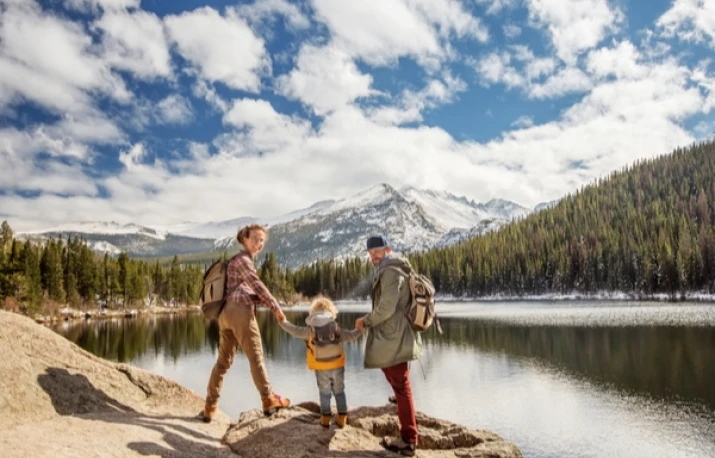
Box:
320 414 332 428
336 413 348 428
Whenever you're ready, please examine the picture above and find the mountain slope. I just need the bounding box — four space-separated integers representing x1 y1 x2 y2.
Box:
17 185 532 266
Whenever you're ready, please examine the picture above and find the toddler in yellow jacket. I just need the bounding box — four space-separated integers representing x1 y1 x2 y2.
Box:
275 296 362 428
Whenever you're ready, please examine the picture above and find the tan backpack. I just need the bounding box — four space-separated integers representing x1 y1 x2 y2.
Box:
384 266 442 334
199 259 229 320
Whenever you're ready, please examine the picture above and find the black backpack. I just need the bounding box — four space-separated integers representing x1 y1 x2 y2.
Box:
309 321 343 362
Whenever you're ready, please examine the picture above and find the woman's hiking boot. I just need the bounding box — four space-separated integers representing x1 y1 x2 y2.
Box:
262 393 291 415
335 413 348 428
201 402 217 423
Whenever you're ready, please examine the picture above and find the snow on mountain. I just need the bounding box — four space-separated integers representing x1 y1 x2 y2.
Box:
22 221 168 240
17 184 535 265
154 200 337 240
534 199 560 212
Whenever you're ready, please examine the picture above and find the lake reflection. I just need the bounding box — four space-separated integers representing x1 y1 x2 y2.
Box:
53 302 715 458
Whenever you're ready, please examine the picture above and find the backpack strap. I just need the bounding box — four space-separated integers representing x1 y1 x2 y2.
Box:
373 265 411 291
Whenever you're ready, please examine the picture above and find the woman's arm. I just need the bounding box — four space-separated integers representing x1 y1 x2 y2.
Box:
235 254 281 311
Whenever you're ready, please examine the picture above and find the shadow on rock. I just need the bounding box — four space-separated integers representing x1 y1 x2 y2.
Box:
38 367 226 458
38 367 136 415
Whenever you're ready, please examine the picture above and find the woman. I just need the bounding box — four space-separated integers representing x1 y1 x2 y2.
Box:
202 224 290 422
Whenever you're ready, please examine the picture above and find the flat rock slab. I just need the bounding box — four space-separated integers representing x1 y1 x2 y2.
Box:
224 402 523 458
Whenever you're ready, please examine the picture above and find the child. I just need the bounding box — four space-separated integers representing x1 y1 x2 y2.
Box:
274 296 362 428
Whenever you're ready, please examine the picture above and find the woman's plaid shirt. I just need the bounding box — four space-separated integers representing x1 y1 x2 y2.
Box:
225 251 281 311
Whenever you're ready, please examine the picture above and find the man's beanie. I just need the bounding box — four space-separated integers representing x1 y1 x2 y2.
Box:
367 235 389 250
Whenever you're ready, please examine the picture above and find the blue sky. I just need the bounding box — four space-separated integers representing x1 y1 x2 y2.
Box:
1 0 714 231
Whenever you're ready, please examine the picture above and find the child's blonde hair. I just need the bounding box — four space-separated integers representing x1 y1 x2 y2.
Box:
309 295 338 318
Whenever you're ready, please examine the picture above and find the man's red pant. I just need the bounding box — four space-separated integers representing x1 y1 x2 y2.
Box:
381 362 418 444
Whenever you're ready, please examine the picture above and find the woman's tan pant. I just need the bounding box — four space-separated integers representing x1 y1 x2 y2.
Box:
205 301 272 406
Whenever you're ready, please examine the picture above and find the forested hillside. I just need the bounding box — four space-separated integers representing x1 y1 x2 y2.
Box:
409 139 715 297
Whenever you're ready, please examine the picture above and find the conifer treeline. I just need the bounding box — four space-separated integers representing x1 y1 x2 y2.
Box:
0 223 205 313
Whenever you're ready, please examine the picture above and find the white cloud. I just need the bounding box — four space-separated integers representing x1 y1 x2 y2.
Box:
165 7 270 92
275 44 377 115
472 52 526 89
476 0 519 15
119 142 147 171
192 80 229 113
503 23 522 39
221 98 312 154
525 0 623 64
236 0 311 30
368 72 467 125
94 9 172 80
691 63 715 113
657 0 715 46
311 0 486 69
0 0 132 114
511 116 534 128
64 0 140 13
408 0 489 42
586 41 647 79
156 95 194 124
529 67 592 99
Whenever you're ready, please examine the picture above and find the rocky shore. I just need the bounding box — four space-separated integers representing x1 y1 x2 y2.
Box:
0 310 522 457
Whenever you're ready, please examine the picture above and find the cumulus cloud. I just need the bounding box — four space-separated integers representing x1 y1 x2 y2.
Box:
311 0 486 69
525 0 623 64
156 95 194 124
275 44 377 115
236 0 311 30
657 0 715 46
94 9 172 80
165 6 270 92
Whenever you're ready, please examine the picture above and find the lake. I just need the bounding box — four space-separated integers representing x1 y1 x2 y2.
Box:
53 301 715 458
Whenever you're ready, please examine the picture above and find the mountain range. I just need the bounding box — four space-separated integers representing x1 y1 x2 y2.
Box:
18 184 551 267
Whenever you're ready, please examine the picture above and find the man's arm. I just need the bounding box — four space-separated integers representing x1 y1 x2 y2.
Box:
362 270 402 328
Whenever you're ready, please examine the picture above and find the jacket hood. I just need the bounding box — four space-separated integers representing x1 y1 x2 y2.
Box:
305 310 335 327
377 253 412 272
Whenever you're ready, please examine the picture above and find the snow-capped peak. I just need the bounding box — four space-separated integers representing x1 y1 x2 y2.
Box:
23 221 168 240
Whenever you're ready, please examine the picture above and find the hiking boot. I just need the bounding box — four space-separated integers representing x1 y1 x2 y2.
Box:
381 436 416 457
388 395 397 404
201 402 217 423
262 393 291 416
320 414 332 428
335 413 347 428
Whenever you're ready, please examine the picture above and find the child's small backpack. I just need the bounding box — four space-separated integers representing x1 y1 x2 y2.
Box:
199 259 228 321
309 321 343 362
384 266 442 334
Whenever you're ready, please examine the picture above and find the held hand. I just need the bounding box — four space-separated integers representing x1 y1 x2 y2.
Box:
275 308 286 323
355 317 365 332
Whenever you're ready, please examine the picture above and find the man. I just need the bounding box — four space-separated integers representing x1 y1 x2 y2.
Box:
355 235 422 457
